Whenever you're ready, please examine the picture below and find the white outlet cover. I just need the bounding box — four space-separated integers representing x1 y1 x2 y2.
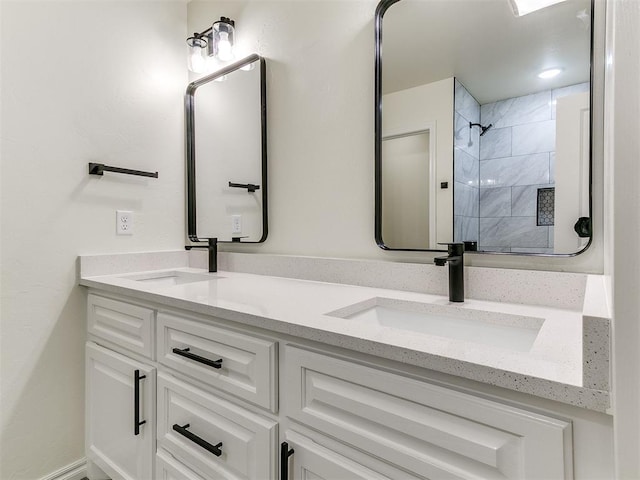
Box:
116 210 134 235
231 215 242 234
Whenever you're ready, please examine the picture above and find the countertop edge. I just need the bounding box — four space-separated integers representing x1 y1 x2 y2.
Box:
79 277 610 413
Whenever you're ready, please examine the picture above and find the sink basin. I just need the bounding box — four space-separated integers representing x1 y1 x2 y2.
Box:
119 270 222 287
327 298 544 352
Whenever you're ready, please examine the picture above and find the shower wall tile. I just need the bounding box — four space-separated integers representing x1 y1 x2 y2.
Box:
454 182 479 217
480 90 552 129
479 127 511 160
512 184 547 217
480 153 550 188
454 147 479 186
479 246 512 253
454 215 479 243
454 79 480 123
480 187 511 217
512 120 556 155
479 217 549 248
511 247 554 254
454 111 480 158
549 152 556 183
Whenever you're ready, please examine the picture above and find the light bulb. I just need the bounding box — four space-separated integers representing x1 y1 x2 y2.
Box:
537 68 563 79
216 31 234 62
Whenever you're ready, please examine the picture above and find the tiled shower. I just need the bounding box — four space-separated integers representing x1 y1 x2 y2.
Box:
453 79 590 253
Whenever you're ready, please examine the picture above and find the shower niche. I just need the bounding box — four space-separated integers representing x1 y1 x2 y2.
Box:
375 0 599 256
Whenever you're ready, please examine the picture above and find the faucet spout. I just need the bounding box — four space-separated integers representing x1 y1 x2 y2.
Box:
185 237 218 273
434 243 465 302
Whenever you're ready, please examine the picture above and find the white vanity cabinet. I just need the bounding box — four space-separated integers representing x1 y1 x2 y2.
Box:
85 290 576 480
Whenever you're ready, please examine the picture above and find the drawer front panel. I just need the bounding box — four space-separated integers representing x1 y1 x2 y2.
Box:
157 372 277 480
88 294 155 359
284 346 573 480
157 312 277 410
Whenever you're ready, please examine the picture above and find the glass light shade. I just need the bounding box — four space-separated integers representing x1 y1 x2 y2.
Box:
212 18 235 62
187 37 207 73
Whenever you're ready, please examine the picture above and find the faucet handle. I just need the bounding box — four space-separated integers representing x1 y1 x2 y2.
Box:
438 242 464 255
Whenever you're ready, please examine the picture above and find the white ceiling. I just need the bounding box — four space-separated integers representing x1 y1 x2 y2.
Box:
382 0 591 104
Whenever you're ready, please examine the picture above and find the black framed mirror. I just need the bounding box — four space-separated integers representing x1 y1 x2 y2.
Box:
375 0 594 255
186 54 267 243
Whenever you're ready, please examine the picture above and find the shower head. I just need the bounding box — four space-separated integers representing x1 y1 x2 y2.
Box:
469 122 493 136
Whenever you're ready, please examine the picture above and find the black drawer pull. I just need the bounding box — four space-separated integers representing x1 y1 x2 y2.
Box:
173 423 223 457
172 347 222 369
280 442 294 480
134 369 146 436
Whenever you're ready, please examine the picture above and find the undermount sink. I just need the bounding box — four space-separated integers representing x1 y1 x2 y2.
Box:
327 298 544 352
119 270 222 287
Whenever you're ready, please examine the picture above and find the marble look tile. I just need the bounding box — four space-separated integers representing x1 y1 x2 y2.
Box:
512 120 556 155
454 182 479 217
454 147 479 186
479 217 549 247
454 215 479 243
549 152 556 183
511 184 552 217
480 187 511 217
480 153 550 188
511 247 555 254
549 226 555 249
454 79 480 124
551 82 590 118
481 90 552 129
478 245 511 253
479 127 511 160
454 111 480 158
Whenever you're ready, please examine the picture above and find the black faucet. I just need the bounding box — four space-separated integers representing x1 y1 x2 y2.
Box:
434 243 464 302
185 238 218 273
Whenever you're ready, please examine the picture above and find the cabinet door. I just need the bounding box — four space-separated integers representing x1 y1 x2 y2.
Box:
86 342 155 480
282 431 400 480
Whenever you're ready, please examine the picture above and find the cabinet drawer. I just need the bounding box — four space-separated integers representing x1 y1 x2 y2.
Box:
157 372 278 480
284 346 573 480
157 311 277 410
156 449 208 480
88 294 155 359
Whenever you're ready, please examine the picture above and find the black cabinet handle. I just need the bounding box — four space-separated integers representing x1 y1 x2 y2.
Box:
172 347 223 369
134 369 146 436
173 423 223 457
280 442 294 480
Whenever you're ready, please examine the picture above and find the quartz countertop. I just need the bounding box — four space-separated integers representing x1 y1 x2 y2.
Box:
80 262 611 412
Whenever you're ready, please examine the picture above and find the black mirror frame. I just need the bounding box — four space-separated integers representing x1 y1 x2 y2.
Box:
374 0 595 257
186 54 268 243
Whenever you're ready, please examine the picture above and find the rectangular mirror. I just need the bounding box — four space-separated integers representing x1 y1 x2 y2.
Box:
186 54 267 243
375 0 594 255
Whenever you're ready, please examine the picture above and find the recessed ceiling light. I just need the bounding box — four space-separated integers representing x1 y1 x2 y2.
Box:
509 0 568 17
538 68 563 79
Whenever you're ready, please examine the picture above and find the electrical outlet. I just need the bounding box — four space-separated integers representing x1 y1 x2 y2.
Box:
116 210 134 235
231 215 242 234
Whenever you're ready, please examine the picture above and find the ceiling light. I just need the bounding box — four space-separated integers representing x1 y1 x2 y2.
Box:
538 68 563 79
509 0 568 17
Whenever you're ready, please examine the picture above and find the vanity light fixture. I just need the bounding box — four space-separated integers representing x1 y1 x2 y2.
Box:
509 0 568 17
186 16 236 73
537 67 563 79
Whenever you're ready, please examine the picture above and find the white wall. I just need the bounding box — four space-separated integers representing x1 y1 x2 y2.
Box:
383 79 454 246
188 0 606 273
0 2 187 478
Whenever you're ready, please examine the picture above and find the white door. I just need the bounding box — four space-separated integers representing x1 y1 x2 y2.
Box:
86 342 155 480
554 91 590 253
282 431 395 480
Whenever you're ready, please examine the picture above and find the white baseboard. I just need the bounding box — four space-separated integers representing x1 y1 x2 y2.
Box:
39 459 87 480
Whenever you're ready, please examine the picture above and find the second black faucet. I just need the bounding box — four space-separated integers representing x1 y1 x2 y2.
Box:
434 243 464 302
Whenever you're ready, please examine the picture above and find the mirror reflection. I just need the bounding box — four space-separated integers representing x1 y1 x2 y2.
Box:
187 55 267 243
377 0 592 255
